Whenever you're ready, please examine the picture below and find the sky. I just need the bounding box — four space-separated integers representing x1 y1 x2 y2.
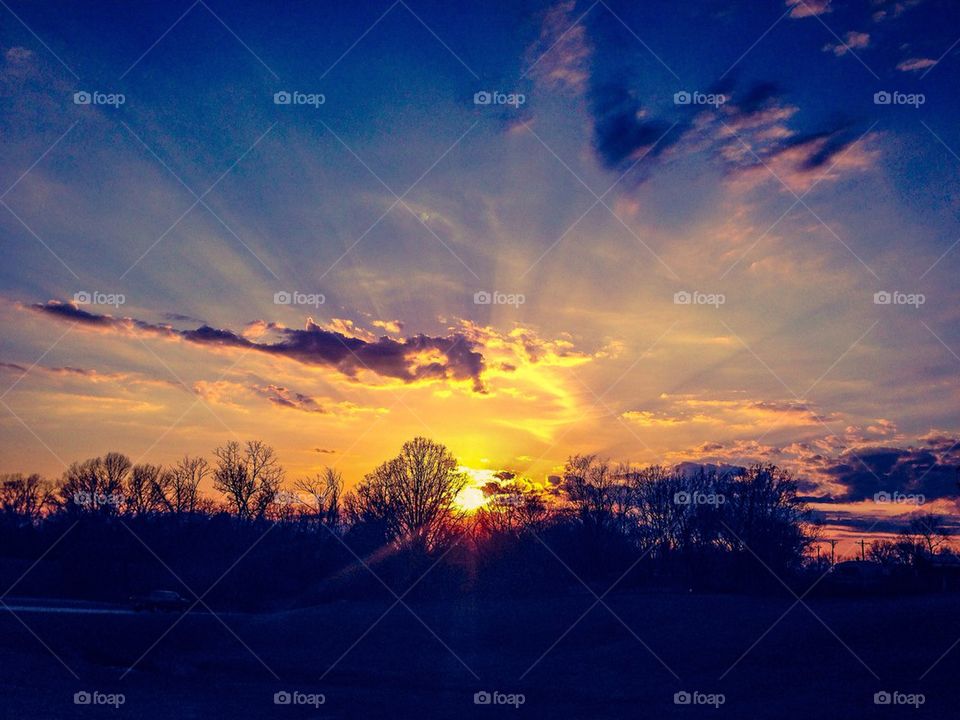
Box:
1 0 959 549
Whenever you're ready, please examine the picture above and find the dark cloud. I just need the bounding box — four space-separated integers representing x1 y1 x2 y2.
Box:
824 442 960 502
30 301 487 392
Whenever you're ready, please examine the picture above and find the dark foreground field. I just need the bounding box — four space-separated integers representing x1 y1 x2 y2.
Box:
1 590 958 719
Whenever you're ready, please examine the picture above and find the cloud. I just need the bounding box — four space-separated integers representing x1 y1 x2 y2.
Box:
896 57 936 72
823 441 960 501
526 0 592 94
28 300 488 392
823 31 870 56
786 0 831 18
372 319 404 334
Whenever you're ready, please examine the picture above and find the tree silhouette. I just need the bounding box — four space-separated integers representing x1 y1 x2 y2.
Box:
213 440 283 521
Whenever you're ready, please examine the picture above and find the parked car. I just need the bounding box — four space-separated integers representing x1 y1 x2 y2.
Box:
129 590 191 612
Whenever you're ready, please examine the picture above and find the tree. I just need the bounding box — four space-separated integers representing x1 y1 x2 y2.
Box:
0 473 54 525
158 455 209 515
213 441 283 521
349 437 466 548
60 453 131 514
125 463 165 516
294 466 343 527
903 513 949 557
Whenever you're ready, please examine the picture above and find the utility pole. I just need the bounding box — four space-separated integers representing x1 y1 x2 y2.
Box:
858 538 866 561
828 539 838 564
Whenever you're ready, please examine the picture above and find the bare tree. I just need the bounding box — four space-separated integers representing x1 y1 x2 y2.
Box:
213 441 283 521
0 473 55 524
294 466 343 527
125 464 165 516
156 455 209 515
903 513 950 557
61 453 131 514
349 437 466 548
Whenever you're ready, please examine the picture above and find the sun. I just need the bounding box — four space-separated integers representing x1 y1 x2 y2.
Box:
454 485 488 512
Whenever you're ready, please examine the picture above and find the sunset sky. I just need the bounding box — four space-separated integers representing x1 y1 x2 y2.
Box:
1 0 959 548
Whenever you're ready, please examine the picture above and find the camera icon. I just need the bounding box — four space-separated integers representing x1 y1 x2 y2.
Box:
673 290 692 305
874 691 892 705
73 91 92 105
873 91 891 105
674 691 692 705
73 291 92 304
474 691 492 705
673 491 692 505
74 691 92 705
274 91 292 105
274 691 292 705
873 291 892 305
673 91 691 105
274 291 292 305
474 291 492 305
874 491 891 503
473 91 492 105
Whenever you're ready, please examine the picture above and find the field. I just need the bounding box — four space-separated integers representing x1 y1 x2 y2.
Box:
2 590 957 718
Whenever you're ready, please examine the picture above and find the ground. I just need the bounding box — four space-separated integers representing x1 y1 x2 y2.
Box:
1 590 957 718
